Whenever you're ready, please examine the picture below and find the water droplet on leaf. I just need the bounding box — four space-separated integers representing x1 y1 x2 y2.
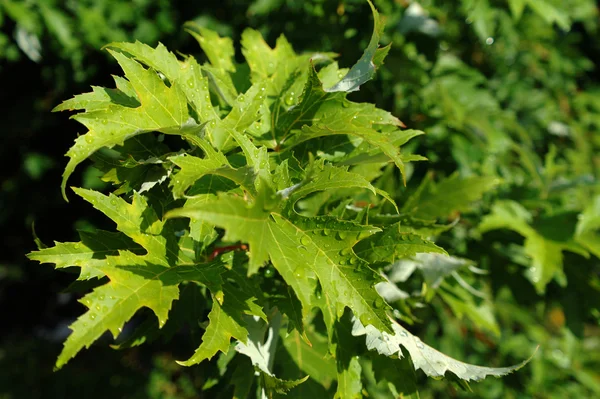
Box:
337 231 348 240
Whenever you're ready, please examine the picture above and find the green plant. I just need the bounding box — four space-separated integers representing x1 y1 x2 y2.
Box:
27 2 539 397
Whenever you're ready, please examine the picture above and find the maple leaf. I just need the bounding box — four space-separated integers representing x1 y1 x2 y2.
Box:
351 316 536 382
56 49 196 200
480 200 588 293
165 184 394 339
28 188 227 369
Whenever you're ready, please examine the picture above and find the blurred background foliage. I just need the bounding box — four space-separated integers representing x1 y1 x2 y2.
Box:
1 0 599 397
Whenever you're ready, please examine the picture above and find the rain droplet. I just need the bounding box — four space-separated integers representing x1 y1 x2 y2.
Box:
300 235 311 246
238 95 246 102
399 330 408 337
284 95 294 106
349 257 357 265
339 248 351 256
101 119 108 125
110 198 117 206
337 231 348 240
415 338 424 349
85 136 93 144
89 313 97 320
322 229 331 236
293 267 305 279
99 295 105 301
95 305 101 311
373 297 385 309
486 37 494 45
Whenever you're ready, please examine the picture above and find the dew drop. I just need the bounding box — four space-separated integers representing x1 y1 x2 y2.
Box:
414 337 424 349
336 231 348 240
89 313 97 320
118 327 123 333
339 259 347 265
99 295 105 301
110 198 117 206
399 330 408 337
300 235 311 246
95 305 101 311
339 248 351 256
349 257 357 265
373 297 385 309
284 95 294 106
101 119 108 125
322 229 331 236
85 136 93 144
188 80 195 88
293 267 305 279
238 95 246 102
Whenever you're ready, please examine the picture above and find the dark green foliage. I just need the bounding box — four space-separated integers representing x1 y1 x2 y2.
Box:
2 0 599 398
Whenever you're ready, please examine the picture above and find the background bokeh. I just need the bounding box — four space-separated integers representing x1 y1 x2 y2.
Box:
1 0 599 397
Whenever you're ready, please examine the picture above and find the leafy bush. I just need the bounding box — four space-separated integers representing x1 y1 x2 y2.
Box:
26 2 542 397
17 0 600 398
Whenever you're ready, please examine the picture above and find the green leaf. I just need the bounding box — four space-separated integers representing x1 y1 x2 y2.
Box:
353 223 447 265
178 293 247 366
575 195 600 258
57 49 194 200
402 173 500 220
480 200 588 293
333 312 364 399
27 230 142 280
351 316 535 382
280 328 337 388
234 311 309 396
325 0 384 93
166 188 394 338
508 0 526 20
